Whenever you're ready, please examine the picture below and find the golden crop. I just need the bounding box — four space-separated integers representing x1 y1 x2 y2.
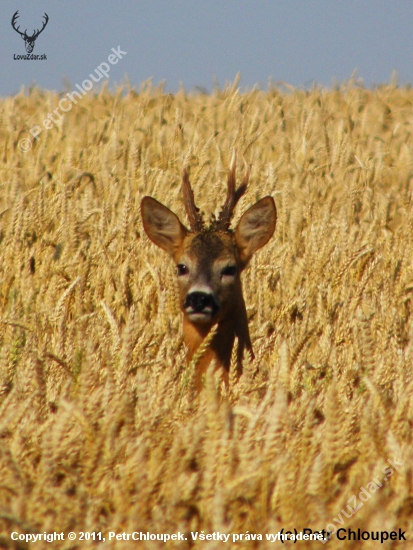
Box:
0 79 412 548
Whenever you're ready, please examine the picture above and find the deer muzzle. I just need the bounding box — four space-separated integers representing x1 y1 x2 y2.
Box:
184 290 220 323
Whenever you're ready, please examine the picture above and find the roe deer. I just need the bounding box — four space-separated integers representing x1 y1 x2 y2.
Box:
141 155 276 387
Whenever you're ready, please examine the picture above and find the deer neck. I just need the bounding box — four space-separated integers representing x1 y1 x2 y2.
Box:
183 291 253 388
184 316 235 367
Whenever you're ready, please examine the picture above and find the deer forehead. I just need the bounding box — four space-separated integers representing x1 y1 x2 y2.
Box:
181 231 238 264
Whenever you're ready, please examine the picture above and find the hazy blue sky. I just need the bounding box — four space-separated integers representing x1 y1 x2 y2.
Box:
2 1 413 96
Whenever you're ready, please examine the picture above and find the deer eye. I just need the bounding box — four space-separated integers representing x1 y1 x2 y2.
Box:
177 264 188 276
221 265 237 277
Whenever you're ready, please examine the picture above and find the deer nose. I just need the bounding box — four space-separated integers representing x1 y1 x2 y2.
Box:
184 291 219 314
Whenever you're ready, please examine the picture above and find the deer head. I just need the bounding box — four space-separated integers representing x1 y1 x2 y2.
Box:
141 155 276 386
12 11 49 54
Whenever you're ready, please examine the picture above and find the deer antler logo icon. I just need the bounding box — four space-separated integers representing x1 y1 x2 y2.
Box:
11 11 49 53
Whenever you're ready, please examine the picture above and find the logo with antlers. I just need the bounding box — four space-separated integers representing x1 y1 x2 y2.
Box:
11 11 49 54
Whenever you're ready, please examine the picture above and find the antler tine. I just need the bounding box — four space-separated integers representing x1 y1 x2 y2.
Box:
11 11 25 36
182 168 204 231
235 158 250 204
217 152 250 230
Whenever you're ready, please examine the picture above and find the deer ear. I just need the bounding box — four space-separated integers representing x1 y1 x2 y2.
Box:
141 197 188 258
234 196 276 267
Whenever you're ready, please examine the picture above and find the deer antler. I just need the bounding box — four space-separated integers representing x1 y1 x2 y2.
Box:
182 168 204 231
11 11 25 37
11 11 49 40
216 151 250 230
32 13 49 40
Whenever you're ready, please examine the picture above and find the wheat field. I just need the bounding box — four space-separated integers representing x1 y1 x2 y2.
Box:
1 79 413 549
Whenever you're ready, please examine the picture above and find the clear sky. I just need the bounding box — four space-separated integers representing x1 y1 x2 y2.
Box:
2 1 413 97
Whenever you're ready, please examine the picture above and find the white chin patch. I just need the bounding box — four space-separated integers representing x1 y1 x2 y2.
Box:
186 310 213 323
